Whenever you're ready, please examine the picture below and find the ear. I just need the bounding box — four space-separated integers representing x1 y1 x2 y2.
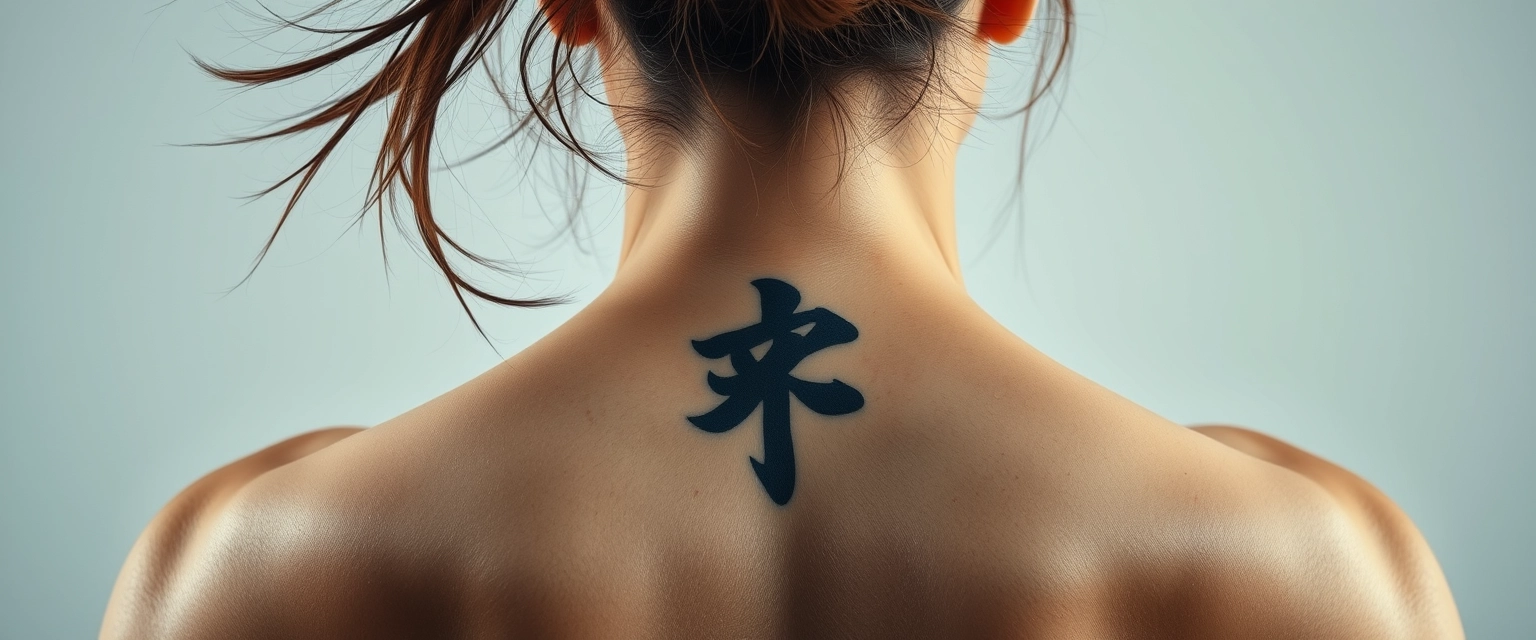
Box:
541 0 601 46
977 0 1038 45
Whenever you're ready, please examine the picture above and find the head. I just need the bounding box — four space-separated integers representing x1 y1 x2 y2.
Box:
571 0 1047 158
201 0 1073 333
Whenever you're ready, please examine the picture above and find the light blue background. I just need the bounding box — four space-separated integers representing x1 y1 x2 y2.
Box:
2 1 1531 637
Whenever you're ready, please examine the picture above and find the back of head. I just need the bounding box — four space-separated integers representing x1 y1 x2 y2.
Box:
197 0 1072 324
611 0 964 131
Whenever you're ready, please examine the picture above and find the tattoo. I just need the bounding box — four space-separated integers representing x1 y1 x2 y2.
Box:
687 278 865 505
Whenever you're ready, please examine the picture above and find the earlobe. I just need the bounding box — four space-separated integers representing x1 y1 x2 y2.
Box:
977 0 1037 45
541 0 600 46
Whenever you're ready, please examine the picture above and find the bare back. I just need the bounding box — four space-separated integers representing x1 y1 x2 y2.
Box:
101 272 1461 639
116 0 1472 633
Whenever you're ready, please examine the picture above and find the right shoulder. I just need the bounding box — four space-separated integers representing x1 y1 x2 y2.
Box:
1174 425 1464 639
100 427 364 640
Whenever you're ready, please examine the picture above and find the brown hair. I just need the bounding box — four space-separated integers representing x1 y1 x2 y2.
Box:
198 0 1073 336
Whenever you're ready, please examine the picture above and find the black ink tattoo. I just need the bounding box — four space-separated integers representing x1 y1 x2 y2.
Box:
688 278 865 505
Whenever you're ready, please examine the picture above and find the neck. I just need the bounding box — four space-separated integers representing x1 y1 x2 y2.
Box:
610 117 967 296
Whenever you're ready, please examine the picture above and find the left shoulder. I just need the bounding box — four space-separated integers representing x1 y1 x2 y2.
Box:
101 427 364 640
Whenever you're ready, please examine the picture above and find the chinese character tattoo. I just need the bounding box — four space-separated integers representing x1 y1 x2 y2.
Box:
687 278 865 505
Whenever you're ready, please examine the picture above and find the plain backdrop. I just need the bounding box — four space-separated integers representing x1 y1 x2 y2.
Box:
2 1 1532 637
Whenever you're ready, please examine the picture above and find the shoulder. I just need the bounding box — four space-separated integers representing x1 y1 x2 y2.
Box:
1179 424 1463 639
100 427 364 640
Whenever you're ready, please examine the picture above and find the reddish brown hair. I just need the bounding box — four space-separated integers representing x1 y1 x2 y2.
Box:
198 0 1073 336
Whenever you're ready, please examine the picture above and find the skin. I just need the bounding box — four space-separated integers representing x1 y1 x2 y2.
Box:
101 0 1464 637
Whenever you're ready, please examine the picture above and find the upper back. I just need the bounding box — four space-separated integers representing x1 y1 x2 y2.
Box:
102 277 1460 639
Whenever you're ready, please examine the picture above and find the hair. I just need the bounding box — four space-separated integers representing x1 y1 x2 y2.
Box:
198 0 1073 337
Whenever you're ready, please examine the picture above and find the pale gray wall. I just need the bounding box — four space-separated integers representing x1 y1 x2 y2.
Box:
2 1 1531 637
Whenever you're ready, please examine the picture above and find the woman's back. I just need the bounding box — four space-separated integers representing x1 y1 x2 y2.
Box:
102 249 1459 637
102 0 1462 634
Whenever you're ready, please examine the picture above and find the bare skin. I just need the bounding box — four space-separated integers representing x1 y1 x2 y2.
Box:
101 0 1463 637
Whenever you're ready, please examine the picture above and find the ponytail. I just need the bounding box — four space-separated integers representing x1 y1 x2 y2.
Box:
197 0 1073 339
201 0 589 339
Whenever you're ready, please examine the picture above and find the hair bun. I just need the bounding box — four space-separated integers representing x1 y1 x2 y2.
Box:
767 0 872 32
